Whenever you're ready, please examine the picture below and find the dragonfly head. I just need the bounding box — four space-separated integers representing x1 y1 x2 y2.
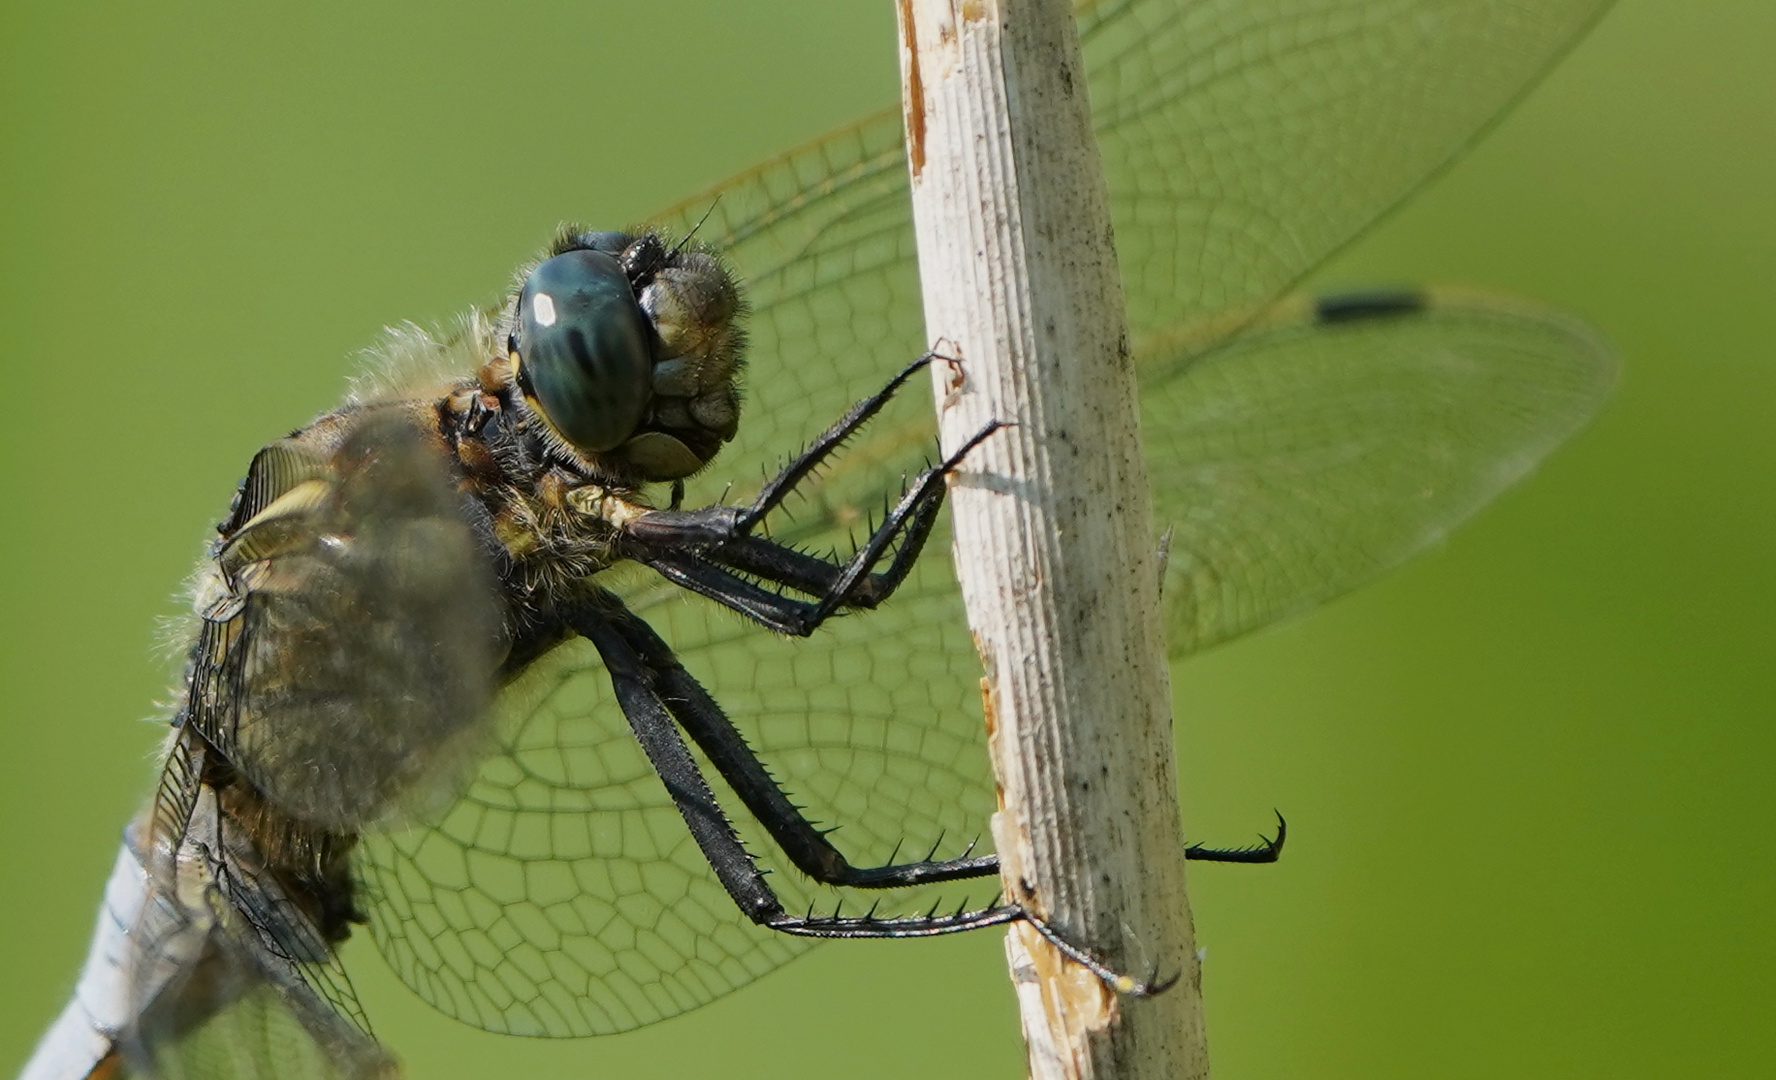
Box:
508 228 745 483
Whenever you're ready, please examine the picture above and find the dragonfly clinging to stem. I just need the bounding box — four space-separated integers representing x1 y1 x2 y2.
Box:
22 2 1618 1077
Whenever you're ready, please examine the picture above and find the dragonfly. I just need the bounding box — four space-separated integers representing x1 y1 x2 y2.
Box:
21 1 1619 1078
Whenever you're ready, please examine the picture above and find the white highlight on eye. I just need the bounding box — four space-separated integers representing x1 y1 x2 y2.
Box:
532 292 558 327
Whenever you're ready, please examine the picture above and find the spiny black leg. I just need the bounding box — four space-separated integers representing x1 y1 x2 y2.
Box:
570 596 1000 889
765 902 1173 998
691 481 947 609
1019 912 1181 997
570 593 1268 1004
573 599 783 923
735 352 944 533
636 552 829 637
766 901 1022 939
626 485 946 636
625 422 1002 636
567 595 1121 971
799 420 1002 627
589 595 1284 882
621 348 980 585
1185 813 1286 864
627 353 945 554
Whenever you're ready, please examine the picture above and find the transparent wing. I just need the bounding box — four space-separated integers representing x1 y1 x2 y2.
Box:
129 757 394 1080
1143 288 1615 655
362 0 1616 1037
187 408 503 830
648 0 1616 513
145 986 367 1080
139 951 391 1080
362 558 992 1036
1084 0 1614 332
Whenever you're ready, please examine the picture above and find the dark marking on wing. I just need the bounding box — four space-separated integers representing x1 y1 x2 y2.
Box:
1315 289 1428 324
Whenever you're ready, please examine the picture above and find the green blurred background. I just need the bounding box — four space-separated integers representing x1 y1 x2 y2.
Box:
2 1 1771 1077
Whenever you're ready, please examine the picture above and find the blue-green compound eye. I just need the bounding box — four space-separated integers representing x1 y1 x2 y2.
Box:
516 249 652 454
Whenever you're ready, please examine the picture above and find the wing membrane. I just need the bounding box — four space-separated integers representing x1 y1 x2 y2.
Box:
126 752 394 1080
653 0 1615 510
362 636 791 1038
363 555 995 1036
145 985 373 1080
188 409 502 830
1144 288 1615 655
1084 0 1614 330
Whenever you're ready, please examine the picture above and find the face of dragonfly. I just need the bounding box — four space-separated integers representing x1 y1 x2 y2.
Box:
66 0 1624 1075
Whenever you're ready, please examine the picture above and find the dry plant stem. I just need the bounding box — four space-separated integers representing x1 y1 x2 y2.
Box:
896 1 1206 1078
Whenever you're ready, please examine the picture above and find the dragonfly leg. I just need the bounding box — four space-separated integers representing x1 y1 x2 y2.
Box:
624 421 1001 635
764 902 1177 997
625 490 941 634
652 481 945 611
734 351 945 531
1185 812 1287 864
787 420 1000 627
575 595 1172 994
573 599 784 920
627 549 836 636
581 586 1284 875
571 593 1000 888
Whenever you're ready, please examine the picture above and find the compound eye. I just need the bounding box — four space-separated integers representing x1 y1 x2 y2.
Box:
515 250 652 454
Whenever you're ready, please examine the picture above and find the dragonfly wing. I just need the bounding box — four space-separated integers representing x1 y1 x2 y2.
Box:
23 772 395 1080
361 565 993 1037
185 407 503 830
641 0 1623 659
1083 0 1614 335
649 1 1617 507
134 738 395 1080
363 626 802 1038
1146 288 1615 657
138 985 377 1080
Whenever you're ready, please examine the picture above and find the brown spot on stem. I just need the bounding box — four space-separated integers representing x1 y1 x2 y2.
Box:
897 0 927 178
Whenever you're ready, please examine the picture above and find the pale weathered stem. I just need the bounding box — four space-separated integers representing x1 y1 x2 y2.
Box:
896 2 1205 1078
